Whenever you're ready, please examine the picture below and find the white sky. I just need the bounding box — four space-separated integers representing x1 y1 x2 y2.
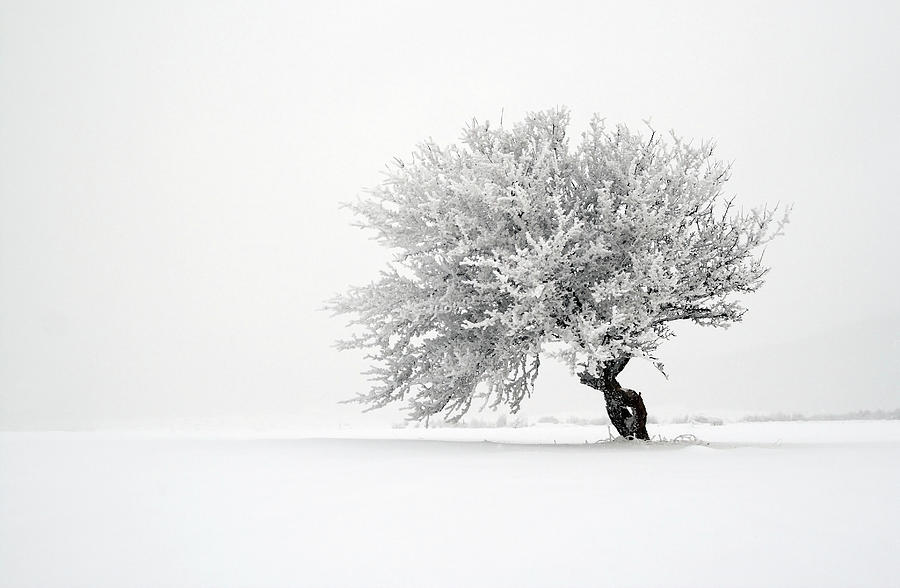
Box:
1 0 898 429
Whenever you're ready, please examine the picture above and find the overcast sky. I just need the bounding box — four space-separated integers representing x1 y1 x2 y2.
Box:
1 0 898 429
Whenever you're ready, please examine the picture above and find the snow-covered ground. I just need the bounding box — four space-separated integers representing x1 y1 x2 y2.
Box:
1 421 898 588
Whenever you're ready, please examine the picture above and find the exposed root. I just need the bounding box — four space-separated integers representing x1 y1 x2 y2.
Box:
591 432 709 446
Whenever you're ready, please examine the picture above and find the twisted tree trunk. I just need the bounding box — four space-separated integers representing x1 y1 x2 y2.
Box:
579 358 649 440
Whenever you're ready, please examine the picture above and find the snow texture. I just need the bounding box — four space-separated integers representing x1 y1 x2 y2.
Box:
1 421 897 588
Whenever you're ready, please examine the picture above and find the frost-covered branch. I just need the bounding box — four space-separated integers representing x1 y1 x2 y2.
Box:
328 108 788 422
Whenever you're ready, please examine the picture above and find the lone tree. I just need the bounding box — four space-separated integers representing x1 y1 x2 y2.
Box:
330 109 787 439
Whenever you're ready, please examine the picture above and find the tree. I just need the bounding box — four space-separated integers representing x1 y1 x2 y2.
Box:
329 108 788 439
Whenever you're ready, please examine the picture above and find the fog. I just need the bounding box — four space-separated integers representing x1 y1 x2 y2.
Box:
1 0 898 429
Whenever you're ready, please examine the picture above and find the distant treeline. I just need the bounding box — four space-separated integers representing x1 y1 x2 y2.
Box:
671 414 724 426
739 409 900 422
395 408 900 429
398 414 613 429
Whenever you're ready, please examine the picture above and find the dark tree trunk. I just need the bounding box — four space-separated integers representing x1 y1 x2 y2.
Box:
579 358 650 440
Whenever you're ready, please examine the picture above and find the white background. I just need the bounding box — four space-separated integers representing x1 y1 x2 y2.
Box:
2 0 898 429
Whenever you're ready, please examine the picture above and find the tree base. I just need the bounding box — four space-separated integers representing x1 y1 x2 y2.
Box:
579 359 649 440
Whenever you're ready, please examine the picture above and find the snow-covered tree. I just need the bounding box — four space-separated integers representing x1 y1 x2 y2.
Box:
329 108 788 439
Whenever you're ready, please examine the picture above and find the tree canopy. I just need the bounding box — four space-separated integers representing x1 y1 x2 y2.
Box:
330 108 787 423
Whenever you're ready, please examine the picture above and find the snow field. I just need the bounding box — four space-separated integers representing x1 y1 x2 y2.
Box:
1 421 898 587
